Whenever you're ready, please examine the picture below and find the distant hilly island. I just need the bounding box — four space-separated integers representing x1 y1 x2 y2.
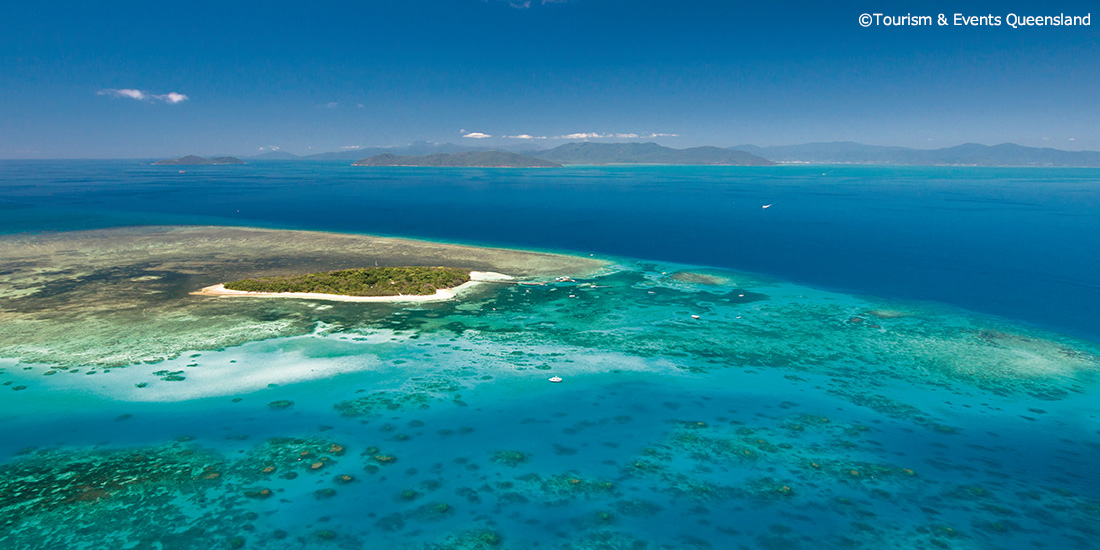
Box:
350 143 772 167
153 155 244 166
535 142 773 166
166 140 1100 168
249 141 516 161
246 141 775 166
353 151 560 168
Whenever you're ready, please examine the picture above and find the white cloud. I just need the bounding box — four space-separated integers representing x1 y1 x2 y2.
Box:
503 134 546 140
559 132 610 139
341 145 363 150
97 88 188 104
258 146 281 151
463 132 492 139
553 131 679 140
156 92 188 104
325 102 339 109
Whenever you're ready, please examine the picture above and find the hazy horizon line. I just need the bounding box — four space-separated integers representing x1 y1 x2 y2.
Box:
4 139 1099 161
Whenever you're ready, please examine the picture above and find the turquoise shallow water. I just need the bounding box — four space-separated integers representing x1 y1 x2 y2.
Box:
1 258 1098 549
1 163 1099 549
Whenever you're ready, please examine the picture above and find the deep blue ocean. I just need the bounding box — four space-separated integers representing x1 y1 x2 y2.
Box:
1 161 1099 550
2 160 1099 341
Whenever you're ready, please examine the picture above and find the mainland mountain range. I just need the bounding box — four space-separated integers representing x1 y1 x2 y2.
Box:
730 142 1100 167
166 140 1100 167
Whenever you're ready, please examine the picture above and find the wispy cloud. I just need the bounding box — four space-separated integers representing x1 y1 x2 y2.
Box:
258 146 281 151
341 145 363 150
324 102 339 109
100 88 146 100
462 130 678 141
554 131 679 140
97 88 189 104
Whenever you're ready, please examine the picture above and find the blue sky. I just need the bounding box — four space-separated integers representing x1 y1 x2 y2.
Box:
1 0 1097 158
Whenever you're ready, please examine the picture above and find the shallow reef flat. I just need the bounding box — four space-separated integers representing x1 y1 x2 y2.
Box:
2 372 1098 550
0 225 607 367
1 227 1099 549
2 236 1099 411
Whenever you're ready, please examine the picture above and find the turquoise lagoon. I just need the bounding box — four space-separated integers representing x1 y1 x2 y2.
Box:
1 162 1099 549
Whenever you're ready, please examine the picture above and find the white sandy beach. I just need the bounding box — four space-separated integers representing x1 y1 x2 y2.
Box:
190 270 514 303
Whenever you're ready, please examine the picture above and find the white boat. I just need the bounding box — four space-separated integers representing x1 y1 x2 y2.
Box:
548 376 563 383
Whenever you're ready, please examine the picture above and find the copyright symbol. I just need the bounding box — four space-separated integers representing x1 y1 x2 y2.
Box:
859 13 872 27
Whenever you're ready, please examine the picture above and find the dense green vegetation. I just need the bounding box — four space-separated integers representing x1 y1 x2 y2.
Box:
223 266 470 296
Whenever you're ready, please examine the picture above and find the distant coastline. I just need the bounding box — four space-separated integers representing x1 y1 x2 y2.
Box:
728 142 1100 167
34 141 1094 168
153 155 245 166
240 140 1100 168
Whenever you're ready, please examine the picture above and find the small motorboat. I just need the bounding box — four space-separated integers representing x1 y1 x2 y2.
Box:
548 376 563 383
691 315 700 320
762 204 772 209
